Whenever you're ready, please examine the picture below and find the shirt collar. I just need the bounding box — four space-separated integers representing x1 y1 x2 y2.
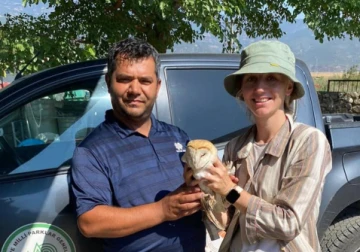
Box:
266 114 294 157
237 114 295 159
105 110 165 138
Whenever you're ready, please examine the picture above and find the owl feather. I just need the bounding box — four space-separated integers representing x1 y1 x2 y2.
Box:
181 139 235 230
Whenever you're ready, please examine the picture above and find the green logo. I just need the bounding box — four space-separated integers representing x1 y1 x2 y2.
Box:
1 223 75 252
33 243 57 252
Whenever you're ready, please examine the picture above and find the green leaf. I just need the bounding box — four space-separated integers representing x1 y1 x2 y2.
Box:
3 0 360 74
159 1 165 11
14 43 25 51
87 46 96 57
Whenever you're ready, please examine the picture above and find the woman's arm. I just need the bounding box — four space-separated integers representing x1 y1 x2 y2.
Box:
206 129 332 243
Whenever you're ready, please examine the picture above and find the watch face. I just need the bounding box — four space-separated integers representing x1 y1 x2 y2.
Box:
226 189 240 204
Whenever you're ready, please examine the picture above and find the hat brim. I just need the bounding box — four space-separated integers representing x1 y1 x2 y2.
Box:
224 62 305 100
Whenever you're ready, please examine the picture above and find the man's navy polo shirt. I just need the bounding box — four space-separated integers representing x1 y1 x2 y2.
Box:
71 110 205 251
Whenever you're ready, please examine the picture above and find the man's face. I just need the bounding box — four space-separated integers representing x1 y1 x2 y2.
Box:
106 56 161 122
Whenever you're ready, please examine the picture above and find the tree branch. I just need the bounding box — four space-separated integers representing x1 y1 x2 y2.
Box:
174 0 182 9
113 0 123 10
106 0 123 12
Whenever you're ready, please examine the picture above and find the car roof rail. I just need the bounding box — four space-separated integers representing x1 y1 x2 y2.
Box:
14 51 41 80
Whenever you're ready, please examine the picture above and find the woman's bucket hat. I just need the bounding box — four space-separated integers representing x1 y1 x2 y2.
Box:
224 40 305 100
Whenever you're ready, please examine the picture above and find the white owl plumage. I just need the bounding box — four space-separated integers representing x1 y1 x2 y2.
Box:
181 139 235 230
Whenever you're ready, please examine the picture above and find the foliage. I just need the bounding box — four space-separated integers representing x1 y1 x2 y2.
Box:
1 0 360 77
342 65 360 79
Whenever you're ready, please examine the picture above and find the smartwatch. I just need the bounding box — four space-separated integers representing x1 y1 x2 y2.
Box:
226 185 243 204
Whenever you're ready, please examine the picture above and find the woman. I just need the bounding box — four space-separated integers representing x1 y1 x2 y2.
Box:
185 40 332 251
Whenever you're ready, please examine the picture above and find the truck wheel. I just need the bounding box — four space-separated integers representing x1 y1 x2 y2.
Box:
321 213 360 252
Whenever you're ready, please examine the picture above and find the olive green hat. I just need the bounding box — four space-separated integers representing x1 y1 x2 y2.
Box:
224 40 305 100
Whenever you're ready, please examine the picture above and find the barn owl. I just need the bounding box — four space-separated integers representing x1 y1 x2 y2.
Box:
181 139 235 230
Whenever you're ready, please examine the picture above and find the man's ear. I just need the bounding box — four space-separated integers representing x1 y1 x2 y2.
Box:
156 79 161 95
105 73 111 92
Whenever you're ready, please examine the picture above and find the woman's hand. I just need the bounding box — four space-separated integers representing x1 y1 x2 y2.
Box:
230 175 239 184
204 158 236 196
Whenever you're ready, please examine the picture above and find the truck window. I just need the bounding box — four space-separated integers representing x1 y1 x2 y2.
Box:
0 78 111 176
165 68 252 142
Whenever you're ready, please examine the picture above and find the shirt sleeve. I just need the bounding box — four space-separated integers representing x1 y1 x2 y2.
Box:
222 143 229 163
71 146 112 217
244 128 332 243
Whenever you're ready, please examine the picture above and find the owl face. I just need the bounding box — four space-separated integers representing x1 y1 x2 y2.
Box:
182 145 217 180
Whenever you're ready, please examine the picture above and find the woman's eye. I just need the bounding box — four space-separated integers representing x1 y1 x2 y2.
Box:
267 75 277 81
246 77 256 82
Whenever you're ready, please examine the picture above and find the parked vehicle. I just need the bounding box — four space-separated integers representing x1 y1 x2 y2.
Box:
0 54 359 252
0 76 10 90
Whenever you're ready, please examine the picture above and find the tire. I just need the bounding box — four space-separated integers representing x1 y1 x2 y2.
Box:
321 213 360 252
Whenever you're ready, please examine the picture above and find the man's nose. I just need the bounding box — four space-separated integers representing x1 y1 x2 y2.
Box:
128 80 141 94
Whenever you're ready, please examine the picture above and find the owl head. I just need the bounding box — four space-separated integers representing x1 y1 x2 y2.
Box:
181 139 218 180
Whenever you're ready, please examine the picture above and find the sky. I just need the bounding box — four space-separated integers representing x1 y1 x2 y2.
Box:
0 0 49 17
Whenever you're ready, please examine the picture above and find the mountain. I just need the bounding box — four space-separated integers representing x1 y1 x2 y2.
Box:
279 21 360 72
171 20 360 72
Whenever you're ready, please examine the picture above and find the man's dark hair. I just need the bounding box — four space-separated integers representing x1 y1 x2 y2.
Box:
107 37 160 79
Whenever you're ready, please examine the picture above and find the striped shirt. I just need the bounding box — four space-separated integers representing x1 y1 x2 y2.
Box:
219 115 332 252
230 142 280 252
71 110 205 252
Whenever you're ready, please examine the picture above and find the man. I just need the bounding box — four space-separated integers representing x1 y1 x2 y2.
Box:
71 37 206 251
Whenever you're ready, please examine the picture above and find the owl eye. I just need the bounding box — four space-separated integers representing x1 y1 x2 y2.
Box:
200 153 206 157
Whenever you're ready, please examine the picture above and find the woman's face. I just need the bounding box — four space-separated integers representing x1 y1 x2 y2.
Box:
240 73 294 120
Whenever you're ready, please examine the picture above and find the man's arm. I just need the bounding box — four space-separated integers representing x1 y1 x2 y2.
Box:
78 184 203 238
71 146 203 238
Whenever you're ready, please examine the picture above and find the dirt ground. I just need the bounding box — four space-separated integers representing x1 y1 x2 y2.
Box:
310 72 344 91
311 72 343 78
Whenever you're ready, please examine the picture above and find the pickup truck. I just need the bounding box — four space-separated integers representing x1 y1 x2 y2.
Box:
0 54 359 252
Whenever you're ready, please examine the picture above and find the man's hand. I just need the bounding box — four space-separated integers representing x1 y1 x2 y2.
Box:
159 184 203 221
183 164 200 186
